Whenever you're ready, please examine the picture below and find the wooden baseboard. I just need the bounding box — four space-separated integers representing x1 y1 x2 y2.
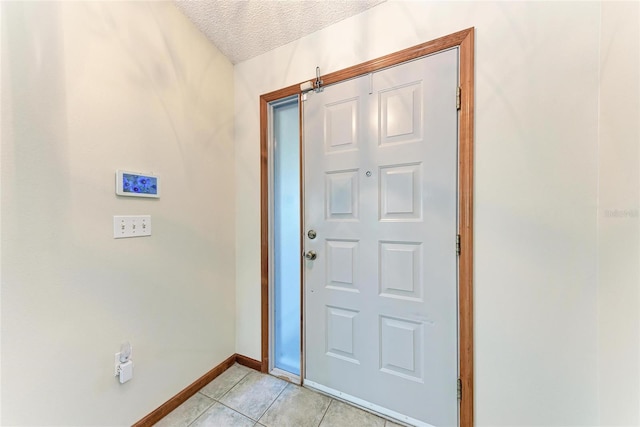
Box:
235 354 262 372
132 353 260 427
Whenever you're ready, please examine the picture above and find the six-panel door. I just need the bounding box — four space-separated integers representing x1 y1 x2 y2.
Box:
304 48 459 427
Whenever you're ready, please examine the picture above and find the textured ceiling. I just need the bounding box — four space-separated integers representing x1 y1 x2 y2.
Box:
174 0 386 64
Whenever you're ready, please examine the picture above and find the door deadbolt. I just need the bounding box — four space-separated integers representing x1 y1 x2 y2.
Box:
307 230 317 239
304 251 317 261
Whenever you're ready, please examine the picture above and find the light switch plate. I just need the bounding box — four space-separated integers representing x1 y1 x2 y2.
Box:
113 215 151 238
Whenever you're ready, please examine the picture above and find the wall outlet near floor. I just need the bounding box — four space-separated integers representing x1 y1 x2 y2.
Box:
118 360 133 383
115 348 134 383
114 352 121 376
115 342 133 375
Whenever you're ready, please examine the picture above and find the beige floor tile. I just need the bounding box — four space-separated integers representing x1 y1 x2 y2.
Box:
219 371 287 420
190 402 255 427
259 384 331 427
153 392 214 427
319 399 385 427
154 369 416 427
200 363 252 400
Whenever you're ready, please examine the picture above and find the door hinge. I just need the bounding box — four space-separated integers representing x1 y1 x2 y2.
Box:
457 378 462 400
302 93 308 102
456 86 461 110
456 234 461 256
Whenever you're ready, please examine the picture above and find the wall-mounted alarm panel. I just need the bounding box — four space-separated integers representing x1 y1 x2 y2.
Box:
115 170 160 198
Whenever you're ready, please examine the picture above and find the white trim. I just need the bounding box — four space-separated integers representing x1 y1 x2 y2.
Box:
267 95 303 376
300 94 307 382
270 367 301 385
267 101 276 373
303 380 435 427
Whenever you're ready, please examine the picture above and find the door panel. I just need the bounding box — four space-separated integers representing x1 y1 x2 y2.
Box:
272 99 301 376
304 49 459 427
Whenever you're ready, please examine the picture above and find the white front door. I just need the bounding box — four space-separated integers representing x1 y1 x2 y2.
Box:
303 48 459 426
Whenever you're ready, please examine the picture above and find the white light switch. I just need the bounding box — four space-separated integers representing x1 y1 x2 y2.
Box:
113 215 151 238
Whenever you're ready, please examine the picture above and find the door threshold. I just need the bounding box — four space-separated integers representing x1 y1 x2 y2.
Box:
270 367 301 385
303 380 434 427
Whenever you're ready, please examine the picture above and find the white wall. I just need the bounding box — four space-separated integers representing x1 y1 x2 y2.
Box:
1 2 235 425
235 1 639 425
597 2 640 425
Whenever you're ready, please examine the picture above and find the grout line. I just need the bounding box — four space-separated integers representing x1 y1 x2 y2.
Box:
184 398 216 427
215 373 288 422
217 400 260 424
216 368 253 402
316 398 334 427
158 364 259 427
254 380 291 422
189 365 255 426
168 367 397 427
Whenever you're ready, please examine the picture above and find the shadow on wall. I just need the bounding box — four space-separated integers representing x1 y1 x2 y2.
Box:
2 1 72 238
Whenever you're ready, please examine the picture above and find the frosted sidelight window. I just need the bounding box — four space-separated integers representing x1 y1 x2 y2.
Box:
273 98 301 376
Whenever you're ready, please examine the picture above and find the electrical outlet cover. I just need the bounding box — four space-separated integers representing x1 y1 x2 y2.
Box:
114 352 121 376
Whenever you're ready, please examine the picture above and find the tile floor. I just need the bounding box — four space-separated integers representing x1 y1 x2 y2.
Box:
155 364 405 427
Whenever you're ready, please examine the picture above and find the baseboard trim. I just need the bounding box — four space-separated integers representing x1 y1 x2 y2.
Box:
235 353 262 371
132 353 259 427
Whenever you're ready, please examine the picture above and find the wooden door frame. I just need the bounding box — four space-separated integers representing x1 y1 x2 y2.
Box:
259 28 475 426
